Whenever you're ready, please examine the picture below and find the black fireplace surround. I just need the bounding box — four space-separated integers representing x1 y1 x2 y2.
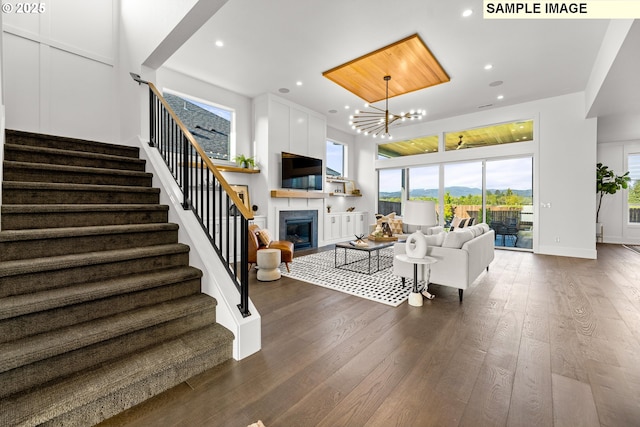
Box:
279 210 318 250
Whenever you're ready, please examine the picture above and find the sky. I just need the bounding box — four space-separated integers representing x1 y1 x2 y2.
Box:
379 157 533 192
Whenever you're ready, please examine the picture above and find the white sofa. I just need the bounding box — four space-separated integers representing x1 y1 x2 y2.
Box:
393 223 495 302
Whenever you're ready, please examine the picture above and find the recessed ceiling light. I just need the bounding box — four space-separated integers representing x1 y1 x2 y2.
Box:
215 40 224 47
296 81 303 86
484 64 493 70
497 95 504 100
328 109 338 114
462 9 473 17
489 80 503 87
278 88 290 94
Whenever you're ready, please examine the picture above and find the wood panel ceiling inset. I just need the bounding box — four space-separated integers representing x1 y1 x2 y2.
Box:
322 34 450 103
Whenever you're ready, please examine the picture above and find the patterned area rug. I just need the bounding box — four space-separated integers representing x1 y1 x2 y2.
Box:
623 245 640 255
279 247 410 306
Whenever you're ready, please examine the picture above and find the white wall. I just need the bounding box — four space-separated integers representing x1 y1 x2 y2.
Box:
118 0 201 146
357 92 598 259
253 93 328 240
2 0 117 142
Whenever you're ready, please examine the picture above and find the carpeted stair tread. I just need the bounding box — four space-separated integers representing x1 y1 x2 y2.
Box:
2 180 160 194
0 266 202 321
0 204 170 229
0 293 216 373
5 129 140 158
0 222 178 242
0 223 180 261
3 160 153 186
0 323 233 427
0 243 190 279
2 181 160 205
4 143 146 171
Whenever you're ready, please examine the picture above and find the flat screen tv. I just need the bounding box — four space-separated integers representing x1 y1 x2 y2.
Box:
281 152 323 191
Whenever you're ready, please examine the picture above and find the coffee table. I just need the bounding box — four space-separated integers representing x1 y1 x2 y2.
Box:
334 239 396 274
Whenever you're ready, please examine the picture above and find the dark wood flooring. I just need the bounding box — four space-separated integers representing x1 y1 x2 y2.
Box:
99 244 640 427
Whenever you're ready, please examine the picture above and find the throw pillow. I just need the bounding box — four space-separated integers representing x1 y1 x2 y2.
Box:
257 229 272 246
442 229 474 249
388 217 403 235
451 216 462 228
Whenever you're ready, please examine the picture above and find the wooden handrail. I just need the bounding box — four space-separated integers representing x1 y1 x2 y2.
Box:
146 82 254 221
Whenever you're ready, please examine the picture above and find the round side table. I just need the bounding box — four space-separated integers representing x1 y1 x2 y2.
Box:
257 248 281 281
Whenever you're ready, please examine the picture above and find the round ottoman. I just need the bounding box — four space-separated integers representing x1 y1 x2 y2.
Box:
257 248 281 281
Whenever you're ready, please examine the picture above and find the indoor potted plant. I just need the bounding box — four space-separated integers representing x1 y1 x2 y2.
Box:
233 154 255 169
596 162 630 236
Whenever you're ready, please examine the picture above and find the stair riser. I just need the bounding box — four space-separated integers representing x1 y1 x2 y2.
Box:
0 251 191 298
0 208 169 230
3 165 153 187
6 130 140 158
0 278 203 343
0 308 217 398
1 229 179 261
5 147 146 172
2 187 160 205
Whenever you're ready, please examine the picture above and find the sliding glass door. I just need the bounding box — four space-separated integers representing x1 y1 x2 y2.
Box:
443 162 483 227
485 157 533 249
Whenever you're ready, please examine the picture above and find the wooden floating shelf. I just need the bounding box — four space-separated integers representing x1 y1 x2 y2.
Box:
329 193 362 197
326 178 350 183
270 190 329 199
215 165 260 174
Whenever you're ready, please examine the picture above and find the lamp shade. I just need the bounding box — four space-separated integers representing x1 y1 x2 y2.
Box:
403 200 437 228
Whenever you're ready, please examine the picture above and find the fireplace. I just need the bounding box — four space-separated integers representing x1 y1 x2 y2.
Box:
279 210 318 250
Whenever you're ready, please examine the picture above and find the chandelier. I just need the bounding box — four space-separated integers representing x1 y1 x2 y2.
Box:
348 75 425 139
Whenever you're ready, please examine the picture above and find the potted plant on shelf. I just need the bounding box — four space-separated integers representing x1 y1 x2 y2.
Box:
233 154 255 169
596 162 630 237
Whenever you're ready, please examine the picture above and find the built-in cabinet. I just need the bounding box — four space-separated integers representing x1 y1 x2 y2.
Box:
324 211 368 243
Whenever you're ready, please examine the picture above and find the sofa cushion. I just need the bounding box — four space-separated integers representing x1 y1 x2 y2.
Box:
478 222 490 233
426 231 445 247
442 229 474 249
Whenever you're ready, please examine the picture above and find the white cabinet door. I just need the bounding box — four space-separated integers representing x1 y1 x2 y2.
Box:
354 212 367 235
342 213 355 238
324 214 341 240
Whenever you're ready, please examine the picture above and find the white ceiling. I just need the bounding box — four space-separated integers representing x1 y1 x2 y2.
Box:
163 0 636 136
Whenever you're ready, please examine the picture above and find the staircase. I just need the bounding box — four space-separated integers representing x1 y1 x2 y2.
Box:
0 130 234 426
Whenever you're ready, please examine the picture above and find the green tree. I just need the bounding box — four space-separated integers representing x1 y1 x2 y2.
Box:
629 180 640 204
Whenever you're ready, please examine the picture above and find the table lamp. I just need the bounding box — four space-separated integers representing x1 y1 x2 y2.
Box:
403 200 437 259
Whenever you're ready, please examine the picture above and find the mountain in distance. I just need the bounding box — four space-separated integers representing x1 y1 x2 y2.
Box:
380 186 532 199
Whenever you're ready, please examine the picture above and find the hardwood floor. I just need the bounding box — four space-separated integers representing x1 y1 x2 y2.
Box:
99 244 640 427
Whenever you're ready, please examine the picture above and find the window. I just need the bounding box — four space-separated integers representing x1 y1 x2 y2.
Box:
163 91 234 161
326 140 346 177
378 135 439 159
445 120 533 151
408 165 439 201
378 168 405 215
628 154 640 223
